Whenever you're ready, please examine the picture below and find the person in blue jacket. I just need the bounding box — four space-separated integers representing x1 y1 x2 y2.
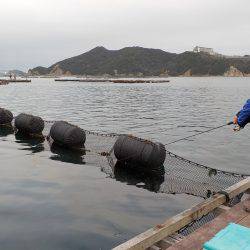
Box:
233 99 250 130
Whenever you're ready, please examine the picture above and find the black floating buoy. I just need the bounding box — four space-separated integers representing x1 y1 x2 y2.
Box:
15 113 45 135
114 135 166 170
0 108 13 125
49 121 86 148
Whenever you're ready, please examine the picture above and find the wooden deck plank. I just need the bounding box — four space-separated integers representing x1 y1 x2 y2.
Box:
237 199 250 227
215 205 231 215
239 215 250 227
113 178 250 250
147 245 161 250
167 198 250 250
155 239 172 249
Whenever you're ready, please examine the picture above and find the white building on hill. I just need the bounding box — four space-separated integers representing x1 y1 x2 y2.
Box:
193 46 215 55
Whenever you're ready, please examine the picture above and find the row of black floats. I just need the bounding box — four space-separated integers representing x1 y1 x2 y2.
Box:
0 107 166 173
0 107 86 146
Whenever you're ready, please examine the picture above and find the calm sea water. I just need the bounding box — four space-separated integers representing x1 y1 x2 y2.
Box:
0 77 249 249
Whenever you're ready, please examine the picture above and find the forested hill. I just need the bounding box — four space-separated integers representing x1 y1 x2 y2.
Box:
29 46 250 77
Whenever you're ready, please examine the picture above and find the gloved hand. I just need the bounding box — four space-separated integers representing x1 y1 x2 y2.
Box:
233 116 238 124
233 124 241 132
232 116 241 131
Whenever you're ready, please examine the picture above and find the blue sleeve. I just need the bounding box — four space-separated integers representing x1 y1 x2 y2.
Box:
237 99 250 127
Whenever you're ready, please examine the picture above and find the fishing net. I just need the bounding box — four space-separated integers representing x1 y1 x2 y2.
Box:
78 125 247 199
177 192 244 237
1 120 248 199
178 211 218 236
159 151 246 198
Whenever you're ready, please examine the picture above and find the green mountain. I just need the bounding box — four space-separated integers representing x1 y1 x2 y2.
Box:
28 46 250 77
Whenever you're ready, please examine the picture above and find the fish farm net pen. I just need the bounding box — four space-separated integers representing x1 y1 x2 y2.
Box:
1 115 248 199
43 119 248 198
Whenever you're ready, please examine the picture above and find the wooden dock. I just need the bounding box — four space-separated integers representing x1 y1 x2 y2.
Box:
55 79 110 83
111 79 170 83
0 79 31 83
0 80 9 85
167 198 250 250
113 178 250 250
54 79 170 83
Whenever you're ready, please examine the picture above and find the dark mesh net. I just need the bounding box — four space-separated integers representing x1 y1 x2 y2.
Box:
7 120 248 199
177 211 217 236
160 150 245 198
79 127 247 199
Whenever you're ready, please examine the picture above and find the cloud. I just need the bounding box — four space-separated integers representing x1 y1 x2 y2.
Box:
0 0 249 70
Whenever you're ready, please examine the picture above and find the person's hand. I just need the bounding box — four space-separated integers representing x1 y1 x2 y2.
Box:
233 116 238 124
233 124 241 132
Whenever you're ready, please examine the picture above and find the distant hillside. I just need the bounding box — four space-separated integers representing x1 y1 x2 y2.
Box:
0 69 26 77
8 70 27 77
29 46 250 77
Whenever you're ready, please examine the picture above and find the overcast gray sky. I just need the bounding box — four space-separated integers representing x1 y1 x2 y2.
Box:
0 0 249 71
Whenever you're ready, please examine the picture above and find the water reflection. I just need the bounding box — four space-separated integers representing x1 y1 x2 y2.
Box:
49 142 86 165
0 125 14 137
15 131 45 153
114 161 165 192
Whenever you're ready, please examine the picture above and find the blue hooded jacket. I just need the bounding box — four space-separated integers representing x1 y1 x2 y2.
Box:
237 99 250 127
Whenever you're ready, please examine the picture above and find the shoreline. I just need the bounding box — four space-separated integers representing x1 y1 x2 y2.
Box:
25 74 250 79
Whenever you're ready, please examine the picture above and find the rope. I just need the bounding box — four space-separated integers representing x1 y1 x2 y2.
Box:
15 119 241 169
44 120 120 138
165 122 233 146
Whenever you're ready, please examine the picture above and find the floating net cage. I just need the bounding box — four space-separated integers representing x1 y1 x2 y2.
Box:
1 118 248 237
56 122 247 199
0 119 248 200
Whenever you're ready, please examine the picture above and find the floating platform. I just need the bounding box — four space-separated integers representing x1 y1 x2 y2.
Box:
111 79 170 83
0 79 31 83
0 80 9 85
55 79 110 82
113 177 250 250
54 79 170 83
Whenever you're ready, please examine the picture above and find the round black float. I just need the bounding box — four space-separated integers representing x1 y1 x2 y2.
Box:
49 121 86 148
0 108 13 125
114 135 166 170
15 113 45 135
